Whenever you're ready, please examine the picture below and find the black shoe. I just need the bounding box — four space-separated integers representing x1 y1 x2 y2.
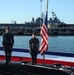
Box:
32 62 35 65
5 62 11 65
5 62 9 65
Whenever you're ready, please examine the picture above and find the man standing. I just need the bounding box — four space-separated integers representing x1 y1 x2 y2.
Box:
28 32 39 65
2 27 14 64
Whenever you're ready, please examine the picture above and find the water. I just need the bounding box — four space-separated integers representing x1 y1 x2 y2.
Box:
0 35 74 53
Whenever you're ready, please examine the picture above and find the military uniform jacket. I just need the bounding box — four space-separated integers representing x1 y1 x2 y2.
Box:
2 32 14 48
29 37 39 51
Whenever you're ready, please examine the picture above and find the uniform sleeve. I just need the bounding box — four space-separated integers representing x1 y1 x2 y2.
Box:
2 33 5 47
37 38 39 49
11 34 14 47
38 39 39 47
28 39 31 49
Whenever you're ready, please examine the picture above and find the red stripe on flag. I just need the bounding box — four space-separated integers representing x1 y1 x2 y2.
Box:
40 23 48 55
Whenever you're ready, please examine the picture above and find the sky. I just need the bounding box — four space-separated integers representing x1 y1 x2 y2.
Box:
0 0 74 24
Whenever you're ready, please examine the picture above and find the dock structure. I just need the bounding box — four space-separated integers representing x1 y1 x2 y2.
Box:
0 23 74 35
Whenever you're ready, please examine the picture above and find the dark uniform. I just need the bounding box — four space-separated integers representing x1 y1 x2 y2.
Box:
2 31 14 64
29 37 39 65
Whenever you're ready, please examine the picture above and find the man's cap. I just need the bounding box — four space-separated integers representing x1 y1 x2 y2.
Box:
6 27 10 30
32 32 36 35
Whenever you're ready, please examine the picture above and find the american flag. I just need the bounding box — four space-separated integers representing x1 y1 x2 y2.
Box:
40 13 48 55
40 0 48 55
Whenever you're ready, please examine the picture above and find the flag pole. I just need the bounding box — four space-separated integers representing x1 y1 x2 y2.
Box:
42 0 48 65
40 0 42 28
42 52 45 65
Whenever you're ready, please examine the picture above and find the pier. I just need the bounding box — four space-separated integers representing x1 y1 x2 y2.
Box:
0 23 74 35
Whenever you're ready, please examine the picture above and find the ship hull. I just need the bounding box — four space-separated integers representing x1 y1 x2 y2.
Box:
0 47 74 67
